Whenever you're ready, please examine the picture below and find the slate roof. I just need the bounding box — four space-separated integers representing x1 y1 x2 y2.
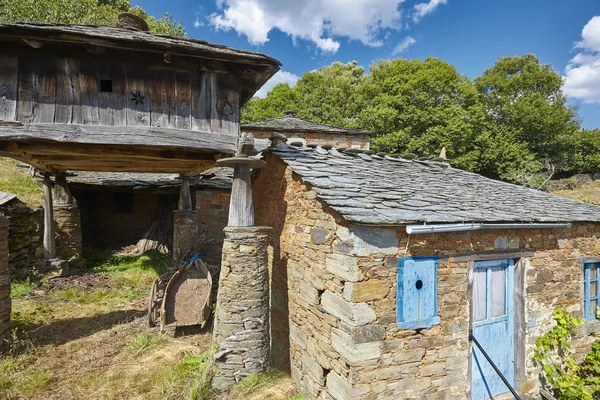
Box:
0 192 17 206
242 114 374 136
69 168 232 190
268 143 600 225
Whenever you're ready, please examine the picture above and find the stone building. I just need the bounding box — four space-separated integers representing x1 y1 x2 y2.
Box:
251 141 600 400
243 111 373 150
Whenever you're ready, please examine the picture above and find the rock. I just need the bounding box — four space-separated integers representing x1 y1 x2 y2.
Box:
326 254 363 282
321 291 376 326
343 280 390 302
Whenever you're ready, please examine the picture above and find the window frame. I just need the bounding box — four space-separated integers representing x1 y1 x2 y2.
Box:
583 261 600 321
472 259 511 327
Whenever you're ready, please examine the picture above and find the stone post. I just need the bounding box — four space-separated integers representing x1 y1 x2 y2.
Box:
0 215 10 353
212 132 271 389
212 226 272 389
53 173 83 267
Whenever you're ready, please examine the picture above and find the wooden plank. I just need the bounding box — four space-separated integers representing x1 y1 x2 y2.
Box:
53 173 73 205
17 56 57 123
209 72 218 132
125 64 150 126
194 71 212 131
42 176 56 259
228 164 253 226
0 56 18 121
215 72 240 135
174 70 192 130
190 70 202 131
55 58 80 124
0 123 238 153
148 69 175 128
178 176 193 211
77 59 100 124
97 63 126 126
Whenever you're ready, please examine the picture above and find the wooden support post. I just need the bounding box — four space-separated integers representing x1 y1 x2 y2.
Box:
54 172 73 205
178 176 193 211
42 174 56 259
229 164 253 227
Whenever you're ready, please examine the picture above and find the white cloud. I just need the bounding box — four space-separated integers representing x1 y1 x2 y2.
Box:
255 70 300 98
564 16 600 103
393 36 416 54
210 0 407 53
413 0 447 22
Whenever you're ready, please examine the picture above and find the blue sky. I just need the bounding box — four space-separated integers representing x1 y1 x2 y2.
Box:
137 0 600 129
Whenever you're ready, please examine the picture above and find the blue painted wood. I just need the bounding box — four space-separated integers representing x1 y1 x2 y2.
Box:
583 263 599 320
471 259 515 400
397 257 440 329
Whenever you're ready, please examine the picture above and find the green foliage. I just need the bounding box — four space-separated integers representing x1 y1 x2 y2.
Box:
10 279 37 298
185 344 218 400
564 129 600 174
0 0 185 37
231 367 285 395
533 308 600 399
242 83 299 123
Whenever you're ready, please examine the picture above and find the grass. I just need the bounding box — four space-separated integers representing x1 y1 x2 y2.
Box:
0 158 44 207
11 279 37 298
231 368 285 396
123 333 165 354
552 180 600 205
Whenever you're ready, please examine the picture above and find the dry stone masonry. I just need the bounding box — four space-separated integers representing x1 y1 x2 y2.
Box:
212 226 272 390
54 204 83 266
0 215 10 354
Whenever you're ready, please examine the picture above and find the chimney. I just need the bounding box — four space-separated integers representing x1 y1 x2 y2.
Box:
117 13 149 32
284 110 295 117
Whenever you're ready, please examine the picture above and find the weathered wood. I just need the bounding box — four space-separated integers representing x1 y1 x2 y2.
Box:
125 65 150 126
53 173 73 205
55 58 79 124
42 176 56 258
228 164 253 227
17 56 57 123
174 70 192 130
178 176 193 211
216 73 240 136
148 68 174 128
209 72 218 132
97 63 126 126
194 71 212 132
0 55 18 121
0 123 238 152
77 59 100 124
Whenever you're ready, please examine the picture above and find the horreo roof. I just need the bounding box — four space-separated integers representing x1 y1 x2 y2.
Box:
242 114 374 136
268 143 600 225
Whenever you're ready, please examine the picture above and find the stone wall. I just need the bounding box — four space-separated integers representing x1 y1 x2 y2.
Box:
253 154 600 400
0 198 42 276
249 129 371 150
212 226 272 390
172 210 199 261
54 204 83 266
0 216 10 353
196 189 230 265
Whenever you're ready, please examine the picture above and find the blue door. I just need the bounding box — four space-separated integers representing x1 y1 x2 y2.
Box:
471 259 515 400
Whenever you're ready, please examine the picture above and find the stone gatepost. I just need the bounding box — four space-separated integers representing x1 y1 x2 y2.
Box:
0 215 10 353
212 132 271 389
54 204 83 265
212 226 272 389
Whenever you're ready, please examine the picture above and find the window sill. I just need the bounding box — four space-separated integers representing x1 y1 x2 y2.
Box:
397 316 440 330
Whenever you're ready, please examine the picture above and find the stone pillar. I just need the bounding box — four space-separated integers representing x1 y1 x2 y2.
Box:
212 226 272 389
172 210 199 261
54 204 83 265
0 215 11 353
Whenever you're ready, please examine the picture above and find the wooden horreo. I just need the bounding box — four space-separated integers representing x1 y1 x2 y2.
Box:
0 20 280 260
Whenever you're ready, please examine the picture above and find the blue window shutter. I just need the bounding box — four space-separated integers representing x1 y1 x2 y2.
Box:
397 257 440 329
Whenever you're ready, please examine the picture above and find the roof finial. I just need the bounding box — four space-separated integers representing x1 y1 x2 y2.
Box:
284 110 295 117
439 147 447 160
117 13 149 32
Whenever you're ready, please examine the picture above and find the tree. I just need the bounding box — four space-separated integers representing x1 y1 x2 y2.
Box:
241 83 299 123
474 54 579 167
294 61 367 129
0 0 185 37
365 57 487 172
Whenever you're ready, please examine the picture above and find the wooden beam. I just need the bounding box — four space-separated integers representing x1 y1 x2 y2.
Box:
0 123 238 153
178 176 193 211
228 164 253 227
42 175 56 259
54 172 73 205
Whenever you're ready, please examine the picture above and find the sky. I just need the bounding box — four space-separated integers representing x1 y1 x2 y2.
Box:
136 0 600 129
